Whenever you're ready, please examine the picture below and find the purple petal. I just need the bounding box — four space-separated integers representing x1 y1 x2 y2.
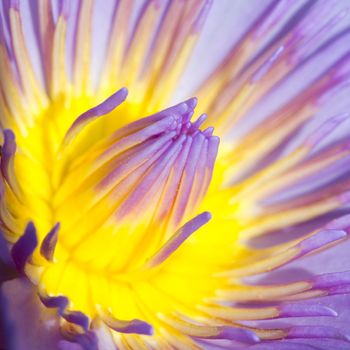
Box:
313 271 350 289
58 341 84 350
287 325 350 341
278 303 338 318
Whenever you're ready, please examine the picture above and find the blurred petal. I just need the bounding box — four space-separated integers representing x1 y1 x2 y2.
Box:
1 278 61 350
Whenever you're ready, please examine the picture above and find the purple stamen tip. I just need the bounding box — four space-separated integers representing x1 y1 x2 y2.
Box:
11 222 37 272
95 88 128 115
185 97 198 110
40 223 60 262
112 319 154 335
2 129 16 157
203 127 214 137
39 294 69 316
100 309 154 336
147 211 212 267
63 311 90 331
64 88 128 146
193 113 208 129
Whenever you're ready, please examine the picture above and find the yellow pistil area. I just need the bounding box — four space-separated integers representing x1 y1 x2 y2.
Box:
5 87 245 338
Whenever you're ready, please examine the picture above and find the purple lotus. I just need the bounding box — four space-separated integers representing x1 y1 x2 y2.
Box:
0 1 350 349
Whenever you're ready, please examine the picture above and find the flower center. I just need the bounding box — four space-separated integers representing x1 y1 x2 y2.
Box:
7 90 229 327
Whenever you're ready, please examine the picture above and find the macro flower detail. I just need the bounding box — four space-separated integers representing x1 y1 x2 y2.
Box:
1 0 350 350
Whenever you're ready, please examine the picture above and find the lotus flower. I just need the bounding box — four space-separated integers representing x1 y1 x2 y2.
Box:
1 0 350 349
